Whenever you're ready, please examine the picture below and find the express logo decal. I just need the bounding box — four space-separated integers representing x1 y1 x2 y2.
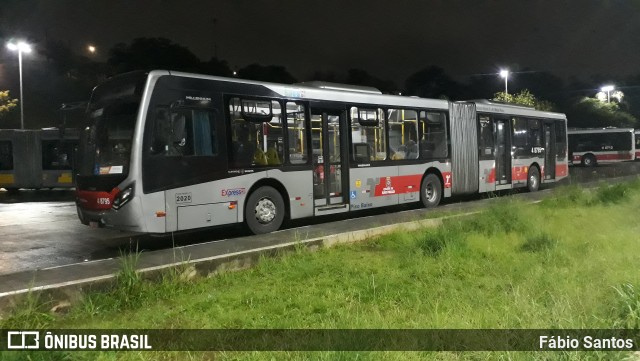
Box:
221 188 246 197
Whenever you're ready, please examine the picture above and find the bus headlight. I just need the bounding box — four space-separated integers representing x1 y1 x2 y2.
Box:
112 183 135 210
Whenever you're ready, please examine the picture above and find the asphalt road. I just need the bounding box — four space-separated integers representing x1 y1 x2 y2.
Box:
0 161 638 277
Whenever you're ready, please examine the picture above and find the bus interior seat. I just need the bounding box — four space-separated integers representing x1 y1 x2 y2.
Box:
405 140 419 159
266 144 281 165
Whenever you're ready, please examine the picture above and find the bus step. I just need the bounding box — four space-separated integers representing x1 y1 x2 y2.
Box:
316 204 348 212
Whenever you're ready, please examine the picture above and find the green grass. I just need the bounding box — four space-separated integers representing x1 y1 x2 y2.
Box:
2 180 640 360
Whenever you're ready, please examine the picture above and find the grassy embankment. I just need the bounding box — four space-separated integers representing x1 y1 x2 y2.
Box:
2 180 640 360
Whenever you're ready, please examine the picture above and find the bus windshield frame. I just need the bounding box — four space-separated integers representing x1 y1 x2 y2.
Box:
76 72 147 191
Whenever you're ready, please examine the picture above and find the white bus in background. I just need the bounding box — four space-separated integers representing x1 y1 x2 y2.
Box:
635 129 640 160
568 128 635 166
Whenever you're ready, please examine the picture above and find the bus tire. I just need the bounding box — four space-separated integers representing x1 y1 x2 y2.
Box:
420 174 442 208
245 186 285 235
527 166 540 192
582 154 596 167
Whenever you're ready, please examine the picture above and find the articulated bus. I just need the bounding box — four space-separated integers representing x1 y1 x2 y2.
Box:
568 128 635 166
75 71 568 234
0 128 79 191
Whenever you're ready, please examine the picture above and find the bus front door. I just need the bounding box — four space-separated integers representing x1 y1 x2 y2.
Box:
495 119 511 185
544 122 556 180
311 108 348 213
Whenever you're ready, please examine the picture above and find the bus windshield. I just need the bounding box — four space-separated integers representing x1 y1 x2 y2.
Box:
78 72 146 182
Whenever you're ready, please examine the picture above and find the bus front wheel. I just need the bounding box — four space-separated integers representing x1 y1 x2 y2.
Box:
245 186 285 235
527 166 540 192
420 174 442 208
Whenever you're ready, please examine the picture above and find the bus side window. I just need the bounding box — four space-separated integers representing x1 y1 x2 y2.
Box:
286 102 307 165
419 111 447 159
229 98 283 167
350 107 386 161
150 108 173 155
0 141 13 170
477 115 494 159
512 117 528 155
150 108 217 157
388 108 418 160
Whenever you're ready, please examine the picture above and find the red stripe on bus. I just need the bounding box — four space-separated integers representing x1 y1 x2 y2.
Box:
486 168 496 183
76 188 119 211
595 153 634 161
373 175 421 197
512 166 529 181
372 172 452 197
556 164 568 177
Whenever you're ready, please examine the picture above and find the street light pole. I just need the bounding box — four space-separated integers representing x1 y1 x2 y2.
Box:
500 69 510 95
6 40 32 129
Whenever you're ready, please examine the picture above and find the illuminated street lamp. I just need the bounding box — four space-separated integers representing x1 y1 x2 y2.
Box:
6 40 32 129
601 85 614 103
87 45 96 54
499 69 510 95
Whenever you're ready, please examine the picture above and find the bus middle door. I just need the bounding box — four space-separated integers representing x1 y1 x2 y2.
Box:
543 121 556 180
311 107 349 215
495 117 512 186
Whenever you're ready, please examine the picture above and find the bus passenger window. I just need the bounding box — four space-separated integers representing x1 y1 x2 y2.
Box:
528 119 542 148
350 107 386 161
0 141 13 170
286 102 307 164
229 98 283 167
419 111 447 159
478 115 494 159
512 118 528 154
388 109 418 160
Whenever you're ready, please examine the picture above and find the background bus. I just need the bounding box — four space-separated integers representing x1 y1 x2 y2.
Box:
0 128 79 191
568 128 635 166
635 129 640 160
75 71 568 235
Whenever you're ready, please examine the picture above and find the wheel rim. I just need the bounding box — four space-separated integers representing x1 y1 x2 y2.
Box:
425 182 436 202
529 173 538 189
254 197 276 224
585 157 592 165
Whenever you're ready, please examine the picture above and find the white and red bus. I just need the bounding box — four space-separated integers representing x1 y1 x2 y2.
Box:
75 71 568 234
568 128 635 166
635 129 640 160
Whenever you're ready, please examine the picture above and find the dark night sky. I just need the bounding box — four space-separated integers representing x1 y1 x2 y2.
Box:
2 0 640 83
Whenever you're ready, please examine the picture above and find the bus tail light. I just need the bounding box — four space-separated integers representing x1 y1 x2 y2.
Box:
112 183 135 210
228 201 237 210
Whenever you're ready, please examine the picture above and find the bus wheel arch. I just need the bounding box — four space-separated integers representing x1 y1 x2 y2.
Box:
527 163 541 192
244 179 289 234
582 153 597 167
420 169 443 208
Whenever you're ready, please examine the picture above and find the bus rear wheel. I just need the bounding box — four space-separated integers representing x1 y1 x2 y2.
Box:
420 174 442 208
245 186 285 235
582 154 596 167
527 166 540 192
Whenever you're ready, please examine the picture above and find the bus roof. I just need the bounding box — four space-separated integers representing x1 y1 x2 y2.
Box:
144 70 567 119
568 127 635 134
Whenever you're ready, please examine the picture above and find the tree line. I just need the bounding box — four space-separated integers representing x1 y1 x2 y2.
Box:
1 37 638 129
